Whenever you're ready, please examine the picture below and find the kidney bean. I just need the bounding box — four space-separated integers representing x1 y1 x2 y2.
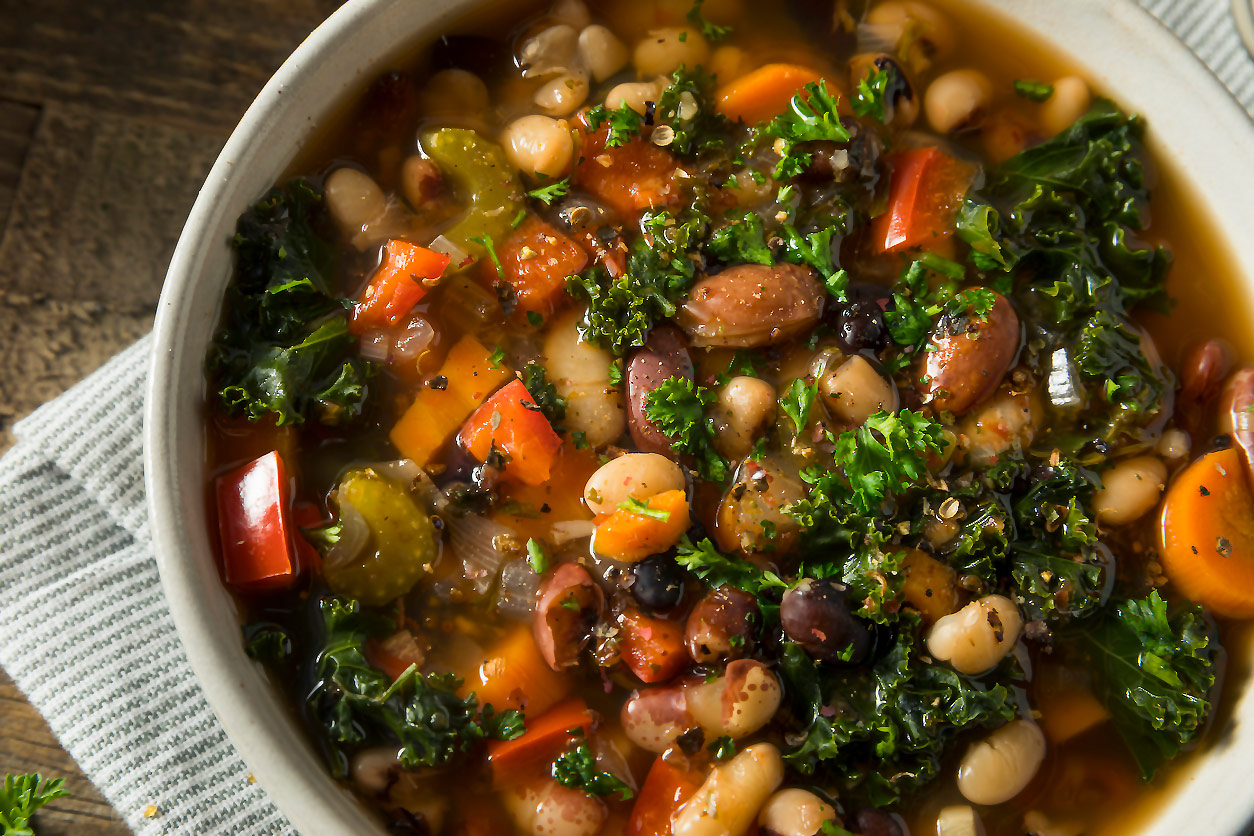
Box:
678 264 824 348
916 290 1019 416
684 586 758 664
533 562 604 670
626 325 695 456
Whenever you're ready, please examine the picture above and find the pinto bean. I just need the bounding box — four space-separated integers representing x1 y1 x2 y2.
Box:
533 562 604 670
503 777 607 836
627 325 695 456
678 264 824 348
916 290 1019 416
685 587 758 664
621 683 696 752
685 659 783 739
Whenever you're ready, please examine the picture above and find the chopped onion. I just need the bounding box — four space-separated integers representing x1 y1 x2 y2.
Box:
393 315 435 360
323 499 369 573
551 520 596 545
497 558 542 620
428 234 469 268
856 22 902 54
358 329 392 362
447 512 515 597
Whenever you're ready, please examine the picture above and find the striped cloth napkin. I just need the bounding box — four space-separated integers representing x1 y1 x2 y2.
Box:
0 2 1249 833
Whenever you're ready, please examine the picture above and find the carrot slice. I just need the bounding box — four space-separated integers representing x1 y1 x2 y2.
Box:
1160 446 1254 617
627 756 705 836
486 697 594 781
618 610 691 684
465 625 573 717
498 217 588 319
350 239 450 334
593 490 692 563
715 63 827 126
458 379 563 486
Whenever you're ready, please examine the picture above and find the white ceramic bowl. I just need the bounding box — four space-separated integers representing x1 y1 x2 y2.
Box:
145 2 1254 834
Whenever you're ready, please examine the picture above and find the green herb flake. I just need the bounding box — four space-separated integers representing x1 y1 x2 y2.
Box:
527 178 571 205
1013 79 1055 102
527 538 550 574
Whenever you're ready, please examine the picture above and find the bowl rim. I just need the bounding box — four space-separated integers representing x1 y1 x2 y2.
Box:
145 1 1254 834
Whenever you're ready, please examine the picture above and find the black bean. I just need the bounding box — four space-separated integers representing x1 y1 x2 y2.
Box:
631 555 686 611
833 298 888 353
853 809 904 836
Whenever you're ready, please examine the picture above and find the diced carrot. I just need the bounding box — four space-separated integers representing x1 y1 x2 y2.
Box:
573 123 682 218
487 697 595 781
465 625 573 717
389 335 513 467
215 451 298 591
870 147 977 254
1159 446 1254 617
899 548 960 624
350 239 450 334
498 216 588 318
1038 687 1111 744
593 490 692 563
618 610 691 684
492 443 600 542
459 379 563 486
627 757 705 836
365 629 426 682
715 63 827 126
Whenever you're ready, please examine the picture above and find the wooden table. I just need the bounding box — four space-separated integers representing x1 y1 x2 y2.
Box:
0 1 342 831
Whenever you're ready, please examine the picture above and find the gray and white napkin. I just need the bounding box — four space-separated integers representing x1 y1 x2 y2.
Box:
0 2 1249 834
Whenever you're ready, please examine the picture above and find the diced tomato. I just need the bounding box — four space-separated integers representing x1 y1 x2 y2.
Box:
486 697 595 782
627 757 705 836
215 451 298 591
617 610 691 684
458 379 563 486
573 122 682 218
871 147 977 254
498 217 588 318
350 239 450 334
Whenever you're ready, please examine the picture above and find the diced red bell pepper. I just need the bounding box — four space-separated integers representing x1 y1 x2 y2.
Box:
215 451 298 591
627 756 705 836
486 697 595 782
871 147 977 254
350 239 451 334
458 379 562 486
498 217 589 319
618 610 691 684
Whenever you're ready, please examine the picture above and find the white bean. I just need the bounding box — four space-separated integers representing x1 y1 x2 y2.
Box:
819 355 898 426
503 778 607 836
519 24 580 79
544 309 627 448
925 69 993 134
758 788 838 836
672 743 785 836
936 805 985 836
583 453 685 516
324 167 385 238
1039 76 1091 136
714 376 777 459
956 720 1046 806
927 594 1023 675
534 70 591 116
417 68 490 117
866 1 955 62
1093 455 1167 525
685 659 782 739
605 79 665 114
633 27 710 78
959 391 1035 467
578 24 629 81
501 114 575 179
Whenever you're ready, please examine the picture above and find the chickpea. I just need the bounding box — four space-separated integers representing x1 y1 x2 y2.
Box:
605 79 665 115
958 391 1035 467
1093 455 1167 526
820 355 899 426
866 1 955 65
956 720 1046 806
550 0 592 30
926 594 1023 675
925 69 994 134
501 114 575 179
634 27 710 78
758 788 838 836
686 659 783 739
980 108 1032 164
534 71 591 116
583 453 685 516
578 24 629 81
1157 428 1191 461
710 45 751 84
713 376 777 459
545 309 627 448
324 167 385 237
417 68 490 117
672 743 785 836
1039 76 1092 136
936 805 985 836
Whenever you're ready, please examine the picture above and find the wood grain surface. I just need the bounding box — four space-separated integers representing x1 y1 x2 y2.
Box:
0 0 342 831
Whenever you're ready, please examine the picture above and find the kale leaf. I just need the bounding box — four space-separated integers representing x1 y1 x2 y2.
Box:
763 80 851 179
210 180 372 426
306 597 523 778
521 361 567 427
654 67 731 157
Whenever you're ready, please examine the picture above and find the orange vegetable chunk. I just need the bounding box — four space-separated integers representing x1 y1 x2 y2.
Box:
498 216 588 318
1159 446 1254 617
573 124 682 217
715 63 827 126
486 697 594 781
870 147 976 254
458 379 563 486
593 489 692 563
627 756 704 836
618 610 690 683
350 239 450 333
466 625 573 717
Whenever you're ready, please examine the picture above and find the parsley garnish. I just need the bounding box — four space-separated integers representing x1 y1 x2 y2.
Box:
1013 79 1055 102
552 738 634 800
780 377 820 434
764 80 851 179
527 178 571 205
469 233 506 282
488 345 506 369
619 496 671 521
686 0 732 42
1 773 69 835
585 103 644 148
527 538 550 574
852 66 893 123
643 377 728 481
675 536 786 596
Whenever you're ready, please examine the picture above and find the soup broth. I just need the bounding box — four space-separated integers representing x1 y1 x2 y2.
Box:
205 1 1254 835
